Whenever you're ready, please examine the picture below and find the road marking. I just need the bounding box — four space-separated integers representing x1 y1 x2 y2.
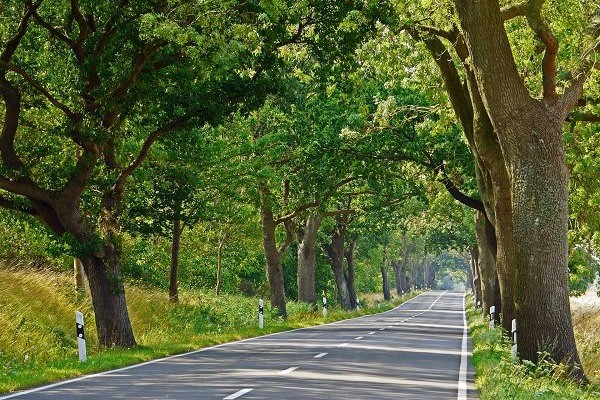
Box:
457 293 468 400
338 342 349 347
355 336 363 340
279 366 299 375
387 325 393 328
368 331 375 334
314 352 328 358
0 292 432 400
223 388 253 399
378 328 385 331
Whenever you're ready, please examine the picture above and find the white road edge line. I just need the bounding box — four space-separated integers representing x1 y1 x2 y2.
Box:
279 366 299 375
457 293 468 400
314 352 328 358
0 292 432 400
223 388 253 399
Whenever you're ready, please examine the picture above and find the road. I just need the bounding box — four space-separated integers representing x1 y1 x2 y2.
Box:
2 290 477 399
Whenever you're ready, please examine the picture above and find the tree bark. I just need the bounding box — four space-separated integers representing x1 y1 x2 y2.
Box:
74 258 86 292
296 214 322 307
81 243 136 348
345 238 358 309
260 202 287 318
475 210 496 317
381 245 391 300
470 246 482 306
325 225 351 310
169 217 182 303
453 0 583 373
215 231 228 296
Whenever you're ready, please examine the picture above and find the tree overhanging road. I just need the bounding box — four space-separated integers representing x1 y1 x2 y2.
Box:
1 291 477 400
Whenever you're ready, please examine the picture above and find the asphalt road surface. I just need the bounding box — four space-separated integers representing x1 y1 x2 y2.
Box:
2 290 477 399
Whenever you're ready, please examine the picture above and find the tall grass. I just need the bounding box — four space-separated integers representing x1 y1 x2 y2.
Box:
466 296 600 399
572 292 600 385
0 267 418 393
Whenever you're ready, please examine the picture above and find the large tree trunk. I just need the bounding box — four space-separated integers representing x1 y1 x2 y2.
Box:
296 214 322 307
81 243 136 348
381 245 391 300
325 225 351 310
453 0 582 373
345 238 358 309
169 218 182 303
260 203 287 318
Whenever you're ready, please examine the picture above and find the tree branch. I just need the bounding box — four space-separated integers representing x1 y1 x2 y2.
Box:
1 1 42 62
32 11 84 60
109 41 164 101
559 36 599 119
526 0 559 101
0 61 80 121
501 2 527 20
0 194 37 216
70 0 90 48
567 111 600 123
403 26 474 136
114 113 195 193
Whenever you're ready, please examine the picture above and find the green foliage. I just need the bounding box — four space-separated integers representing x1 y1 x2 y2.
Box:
567 248 598 296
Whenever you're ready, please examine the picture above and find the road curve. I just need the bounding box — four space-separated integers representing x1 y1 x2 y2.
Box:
1 290 477 399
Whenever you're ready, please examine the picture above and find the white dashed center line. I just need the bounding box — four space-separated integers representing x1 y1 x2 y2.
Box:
355 336 363 340
379 328 385 331
338 343 349 347
314 352 328 358
368 331 375 335
223 388 253 399
279 367 299 375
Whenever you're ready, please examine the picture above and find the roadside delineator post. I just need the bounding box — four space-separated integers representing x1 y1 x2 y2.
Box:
489 305 495 329
322 296 327 317
377 300 380 309
356 298 360 311
75 311 86 362
258 299 264 329
511 319 517 361
476 300 481 308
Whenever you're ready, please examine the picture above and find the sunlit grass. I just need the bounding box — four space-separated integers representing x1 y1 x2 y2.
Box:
0 267 420 393
466 296 600 399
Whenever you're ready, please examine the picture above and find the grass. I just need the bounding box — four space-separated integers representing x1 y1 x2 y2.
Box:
0 267 420 394
572 292 600 385
466 296 600 399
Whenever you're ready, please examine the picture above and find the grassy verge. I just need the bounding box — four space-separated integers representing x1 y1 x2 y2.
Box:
572 293 600 385
466 296 600 399
0 267 420 393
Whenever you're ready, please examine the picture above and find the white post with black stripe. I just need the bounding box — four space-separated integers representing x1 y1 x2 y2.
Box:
356 298 360 311
489 305 495 329
377 299 380 309
511 319 517 361
75 311 86 362
258 298 264 329
322 296 327 317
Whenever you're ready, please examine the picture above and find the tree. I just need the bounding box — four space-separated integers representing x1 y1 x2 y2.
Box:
0 0 311 346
